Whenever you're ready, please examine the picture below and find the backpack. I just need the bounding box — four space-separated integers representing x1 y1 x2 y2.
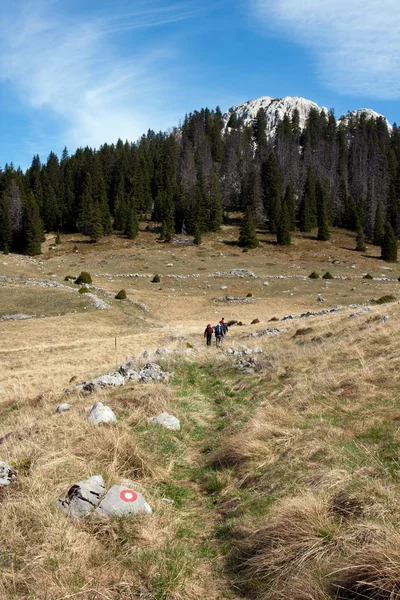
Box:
215 324 222 335
206 325 213 335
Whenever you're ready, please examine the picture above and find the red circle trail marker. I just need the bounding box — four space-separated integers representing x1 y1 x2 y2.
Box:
120 489 138 503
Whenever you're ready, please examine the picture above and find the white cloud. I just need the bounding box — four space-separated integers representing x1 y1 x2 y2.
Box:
253 0 400 99
0 0 202 161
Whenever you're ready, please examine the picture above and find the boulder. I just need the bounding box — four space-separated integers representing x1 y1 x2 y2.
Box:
86 402 117 425
90 372 125 388
96 485 152 517
57 475 106 518
56 403 71 413
0 461 17 488
139 363 173 383
149 412 181 431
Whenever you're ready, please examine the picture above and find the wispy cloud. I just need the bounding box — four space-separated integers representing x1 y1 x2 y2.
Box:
0 0 206 162
252 0 400 99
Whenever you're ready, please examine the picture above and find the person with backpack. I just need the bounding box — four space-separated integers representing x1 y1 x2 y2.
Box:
219 318 228 338
214 322 223 347
204 324 213 346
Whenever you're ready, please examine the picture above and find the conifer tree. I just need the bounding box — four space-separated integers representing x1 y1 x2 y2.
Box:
373 202 384 246
316 179 330 241
206 170 223 231
355 219 366 252
381 222 398 261
0 191 12 253
239 205 259 248
262 152 282 233
299 166 316 232
252 108 267 158
276 200 291 246
23 191 43 256
284 184 296 231
125 197 139 240
193 224 202 245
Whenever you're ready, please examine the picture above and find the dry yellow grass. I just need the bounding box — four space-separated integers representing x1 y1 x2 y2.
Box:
2 226 400 599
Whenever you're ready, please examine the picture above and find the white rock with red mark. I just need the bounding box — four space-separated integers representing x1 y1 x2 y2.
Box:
96 485 152 517
86 402 117 425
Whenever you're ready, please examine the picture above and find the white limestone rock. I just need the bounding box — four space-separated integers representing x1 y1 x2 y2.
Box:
57 475 106 517
86 402 117 425
149 412 180 431
0 461 17 488
56 403 72 413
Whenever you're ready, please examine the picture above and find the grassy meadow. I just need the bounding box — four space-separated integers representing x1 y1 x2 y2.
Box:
1 223 400 599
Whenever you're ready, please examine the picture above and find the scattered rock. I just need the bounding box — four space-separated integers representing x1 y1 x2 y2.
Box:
139 363 173 383
90 372 125 388
225 345 263 356
118 366 140 381
317 296 326 302
96 485 152 517
237 357 258 374
381 315 390 324
149 412 181 431
218 296 253 303
56 403 72 414
263 281 269 286
155 348 168 355
0 461 17 488
57 475 106 517
249 328 282 338
86 402 117 425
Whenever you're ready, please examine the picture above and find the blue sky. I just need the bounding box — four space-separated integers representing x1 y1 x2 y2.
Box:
1 0 400 170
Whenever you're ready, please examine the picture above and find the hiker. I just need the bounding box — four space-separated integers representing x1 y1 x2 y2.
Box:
204 323 213 346
220 318 228 338
214 322 223 347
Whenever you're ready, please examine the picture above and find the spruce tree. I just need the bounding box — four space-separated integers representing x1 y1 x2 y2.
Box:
207 170 223 231
23 191 43 256
276 201 291 246
373 202 384 246
299 166 316 232
262 152 282 233
0 191 12 253
284 184 296 231
239 205 259 248
316 179 330 241
355 219 366 252
381 222 398 262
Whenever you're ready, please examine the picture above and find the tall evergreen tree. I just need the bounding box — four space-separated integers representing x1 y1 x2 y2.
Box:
262 152 282 233
239 205 259 248
373 202 385 246
355 219 366 252
381 222 398 261
206 170 223 231
0 191 12 252
276 200 291 246
23 191 43 256
299 166 316 232
316 179 330 241
284 184 296 231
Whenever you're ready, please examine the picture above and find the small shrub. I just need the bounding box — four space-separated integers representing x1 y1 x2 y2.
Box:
227 320 237 327
242 247 249 252
75 271 92 285
364 273 374 279
55 233 61 244
152 274 161 283
115 289 127 300
246 292 253 297
269 316 279 322
322 271 333 279
309 271 320 279
64 275 75 281
294 327 313 337
237 321 243 326
78 287 90 294
375 294 396 305
72 245 78 252
251 318 260 325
